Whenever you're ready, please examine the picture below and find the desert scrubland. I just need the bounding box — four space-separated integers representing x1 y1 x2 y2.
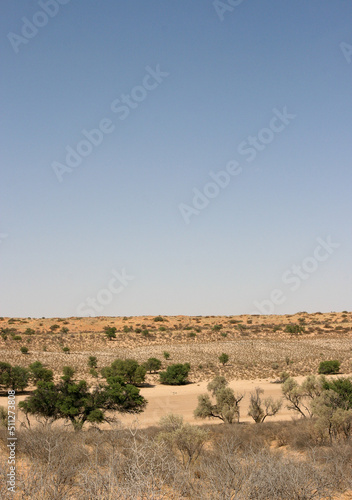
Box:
0 311 351 499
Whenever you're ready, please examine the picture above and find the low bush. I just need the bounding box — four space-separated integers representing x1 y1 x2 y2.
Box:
143 358 162 373
160 363 190 385
318 360 340 374
88 356 97 368
219 353 229 365
153 316 164 322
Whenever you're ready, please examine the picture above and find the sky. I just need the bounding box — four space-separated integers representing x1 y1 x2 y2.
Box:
0 0 351 318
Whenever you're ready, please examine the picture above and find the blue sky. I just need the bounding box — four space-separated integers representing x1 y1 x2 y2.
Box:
1 0 351 317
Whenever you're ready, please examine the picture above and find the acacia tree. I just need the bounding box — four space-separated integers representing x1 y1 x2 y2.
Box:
194 376 244 424
143 358 162 373
101 359 146 385
19 366 147 431
282 375 323 418
248 387 282 423
29 361 53 384
0 362 29 392
159 363 190 385
311 377 352 441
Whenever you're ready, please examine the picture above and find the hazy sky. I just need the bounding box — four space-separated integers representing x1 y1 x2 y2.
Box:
1 0 351 317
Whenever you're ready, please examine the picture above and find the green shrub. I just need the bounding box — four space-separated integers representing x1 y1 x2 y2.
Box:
13 335 22 341
101 359 146 385
153 316 164 322
62 347 70 354
123 325 132 333
159 326 166 332
135 328 142 333
188 332 196 338
212 324 223 331
24 328 35 335
318 360 340 374
143 358 162 373
104 326 117 340
163 351 170 360
285 324 304 334
88 356 98 369
29 361 53 383
49 324 60 332
61 327 69 334
219 353 229 366
160 363 190 385
0 363 29 391
20 346 29 354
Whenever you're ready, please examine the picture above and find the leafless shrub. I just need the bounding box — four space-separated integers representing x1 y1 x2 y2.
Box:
239 448 331 500
308 442 352 492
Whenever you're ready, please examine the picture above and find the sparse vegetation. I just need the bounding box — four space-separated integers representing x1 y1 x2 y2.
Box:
0 313 351 497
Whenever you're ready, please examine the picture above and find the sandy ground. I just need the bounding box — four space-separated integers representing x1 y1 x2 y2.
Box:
2 374 351 430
